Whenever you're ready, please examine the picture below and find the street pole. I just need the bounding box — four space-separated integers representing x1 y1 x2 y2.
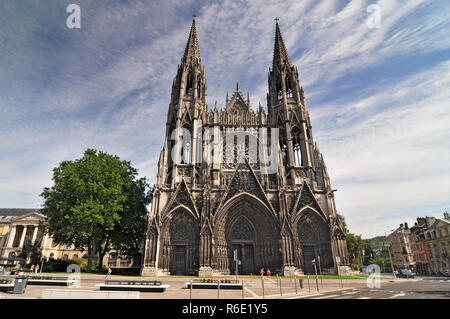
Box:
307 275 311 292
279 275 282 296
261 275 265 299
318 255 323 288
313 261 319 292
294 275 298 294
234 249 239 282
218 279 220 299
40 257 44 274
384 230 395 275
190 280 192 299
338 258 343 288
360 250 364 268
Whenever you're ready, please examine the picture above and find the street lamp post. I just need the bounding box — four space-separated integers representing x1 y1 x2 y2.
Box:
234 249 239 281
312 259 319 292
40 257 44 274
317 255 323 288
384 230 395 275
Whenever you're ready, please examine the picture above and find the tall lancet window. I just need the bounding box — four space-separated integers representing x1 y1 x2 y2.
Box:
292 127 302 166
276 80 283 100
286 76 293 98
234 135 238 164
186 73 193 96
183 142 191 164
294 144 302 167
197 78 202 98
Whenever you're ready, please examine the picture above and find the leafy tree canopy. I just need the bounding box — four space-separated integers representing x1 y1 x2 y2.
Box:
338 213 373 268
41 149 151 269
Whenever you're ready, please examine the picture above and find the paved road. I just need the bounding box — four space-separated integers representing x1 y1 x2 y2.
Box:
287 277 450 299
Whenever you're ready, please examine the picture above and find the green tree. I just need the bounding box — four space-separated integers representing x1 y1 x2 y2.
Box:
41 149 151 271
110 181 153 267
340 214 373 269
19 241 42 265
369 256 394 273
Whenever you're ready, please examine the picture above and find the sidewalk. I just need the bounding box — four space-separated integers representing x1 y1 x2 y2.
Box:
0 274 381 300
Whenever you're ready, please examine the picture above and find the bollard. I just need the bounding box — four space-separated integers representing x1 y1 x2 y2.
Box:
261 275 265 299
307 275 311 292
339 267 344 288
279 275 282 296
294 275 298 294
218 280 220 299
313 262 320 292
316 276 320 292
190 280 192 299
300 278 304 289
242 280 245 299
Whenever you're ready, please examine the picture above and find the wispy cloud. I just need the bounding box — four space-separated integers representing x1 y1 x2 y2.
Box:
314 61 450 237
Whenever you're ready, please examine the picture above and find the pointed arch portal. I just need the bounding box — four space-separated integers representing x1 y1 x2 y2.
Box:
214 194 281 275
159 207 199 276
295 209 333 274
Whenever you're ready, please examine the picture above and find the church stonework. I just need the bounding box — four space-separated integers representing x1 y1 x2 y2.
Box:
142 19 349 276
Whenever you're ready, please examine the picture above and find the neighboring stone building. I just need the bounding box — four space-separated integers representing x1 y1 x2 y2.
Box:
423 213 450 273
0 209 56 263
388 214 450 274
142 19 349 276
0 209 132 268
389 223 415 270
373 243 393 259
409 218 429 275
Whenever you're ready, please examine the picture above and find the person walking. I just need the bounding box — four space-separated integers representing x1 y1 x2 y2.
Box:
106 267 112 279
267 269 271 276
35 264 40 273
260 268 265 277
30 264 35 274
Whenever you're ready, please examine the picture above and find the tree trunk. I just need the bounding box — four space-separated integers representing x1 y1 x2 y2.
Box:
87 246 93 273
98 251 104 270
97 237 110 272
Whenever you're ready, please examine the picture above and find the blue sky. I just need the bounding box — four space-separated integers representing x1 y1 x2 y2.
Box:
0 0 449 238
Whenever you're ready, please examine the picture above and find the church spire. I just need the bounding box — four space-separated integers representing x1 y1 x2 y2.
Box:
182 17 201 67
273 19 292 69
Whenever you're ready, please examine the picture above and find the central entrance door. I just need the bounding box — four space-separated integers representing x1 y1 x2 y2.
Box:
219 197 281 275
302 245 316 275
231 244 255 275
173 246 186 275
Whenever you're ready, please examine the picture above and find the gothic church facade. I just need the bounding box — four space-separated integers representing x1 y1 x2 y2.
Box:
142 19 349 276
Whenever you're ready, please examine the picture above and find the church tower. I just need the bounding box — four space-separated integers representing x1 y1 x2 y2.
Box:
142 19 349 277
157 17 207 189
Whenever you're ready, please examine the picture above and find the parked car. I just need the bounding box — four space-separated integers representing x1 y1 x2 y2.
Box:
396 269 414 278
437 270 450 277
